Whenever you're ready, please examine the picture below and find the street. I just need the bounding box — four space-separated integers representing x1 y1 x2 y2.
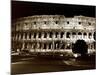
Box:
11 55 95 75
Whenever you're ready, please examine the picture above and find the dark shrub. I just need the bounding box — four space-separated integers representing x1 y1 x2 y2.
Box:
72 40 88 55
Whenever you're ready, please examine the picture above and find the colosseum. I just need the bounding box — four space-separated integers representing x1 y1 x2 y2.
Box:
11 15 96 56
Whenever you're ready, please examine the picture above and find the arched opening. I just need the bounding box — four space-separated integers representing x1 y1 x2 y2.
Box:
66 32 70 38
49 32 53 38
72 40 88 55
88 33 92 39
55 41 60 49
34 32 36 38
78 32 82 39
43 43 46 49
72 32 76 38
78 32 82 35
61 32 64 38
29 33 31 39
55 32 58 38
38 32 41 38
44 32 47 38
83 32 87 38
49 43 52 49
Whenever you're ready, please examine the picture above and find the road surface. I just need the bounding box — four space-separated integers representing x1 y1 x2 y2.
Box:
11 55 95 75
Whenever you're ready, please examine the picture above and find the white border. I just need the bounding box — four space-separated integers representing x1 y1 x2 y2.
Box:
0 0 10 75
0 0 98 75
14 0 96 6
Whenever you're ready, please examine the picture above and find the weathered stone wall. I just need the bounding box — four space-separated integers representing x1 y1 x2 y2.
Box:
12 15 96 54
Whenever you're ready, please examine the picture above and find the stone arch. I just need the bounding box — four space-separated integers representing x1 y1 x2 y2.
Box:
72 32 76 38
66 32 70 38
49 32 53 38
83 32 87 35
55 32 58 38
78 32 82 39
88 32 92 39
44 32 47 38
38 32 41 38
83 32 87 38
78 32 82 35
61 32 64 38
34 32 36 38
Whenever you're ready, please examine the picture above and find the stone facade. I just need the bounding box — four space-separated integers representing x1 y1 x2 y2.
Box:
11 15 96 55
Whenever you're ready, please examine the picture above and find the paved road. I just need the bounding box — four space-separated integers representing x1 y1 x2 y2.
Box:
11 55 95 75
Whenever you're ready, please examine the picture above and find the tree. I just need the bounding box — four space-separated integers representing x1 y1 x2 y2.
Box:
72 40 88 55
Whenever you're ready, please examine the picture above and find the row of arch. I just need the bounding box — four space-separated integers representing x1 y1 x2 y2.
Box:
12 41 95 51
12 31 95 40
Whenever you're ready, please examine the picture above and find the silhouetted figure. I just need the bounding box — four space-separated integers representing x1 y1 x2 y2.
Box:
72 40 88 56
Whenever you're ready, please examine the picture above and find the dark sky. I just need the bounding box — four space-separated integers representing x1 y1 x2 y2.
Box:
12 1 96 20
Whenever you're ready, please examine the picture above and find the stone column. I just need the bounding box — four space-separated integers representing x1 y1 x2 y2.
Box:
64 32 66 40
58 32 60 39
27 33 29 40
36 32 38 39
19 34 21 40
91 33 94 40
37 42 40 52
37 42 39 49
41 32 44 39
70 32 72 40
52 41 54 51
65 43 67 50
47 32 49 39
23 33 25 40
32 43 33 49
53 32 55 39
87 32 88 40
22 42 25 50
34 43 37 52
31 33 34 40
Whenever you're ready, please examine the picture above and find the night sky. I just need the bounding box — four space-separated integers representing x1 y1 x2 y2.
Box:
12 1 96 20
